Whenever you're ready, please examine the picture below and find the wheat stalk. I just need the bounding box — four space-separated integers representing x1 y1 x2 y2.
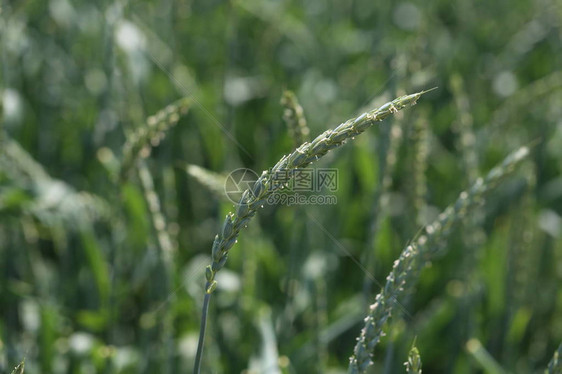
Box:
193 89 434 373
348 145 531 373
411 114 429 225
363 116 404 297
449 74 486 351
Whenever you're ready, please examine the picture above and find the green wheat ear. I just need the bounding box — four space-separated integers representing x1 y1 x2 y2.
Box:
349 145 531 373
281 90 310 146
205 89 434 292
193 89 433 374
120 97 192 182
11 359 25 374
547 342 562 374
405 339 422 374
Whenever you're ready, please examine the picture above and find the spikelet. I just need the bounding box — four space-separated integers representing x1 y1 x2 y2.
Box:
11 360 25 374
120 97 192 181
205 90 434 291
281 90 310 146
405 340 422 374
137 160 174 259
547 343 562 374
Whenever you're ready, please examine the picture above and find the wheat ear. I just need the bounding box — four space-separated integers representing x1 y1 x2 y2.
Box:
193 89 434 374
349 145 531 373
281 90 310 146
11 359 25 374
205 89 434 293
547 342 562 374
120 97 192 181
405 340 422 374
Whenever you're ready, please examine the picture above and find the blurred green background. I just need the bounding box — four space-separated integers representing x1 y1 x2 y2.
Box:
1 0 561 373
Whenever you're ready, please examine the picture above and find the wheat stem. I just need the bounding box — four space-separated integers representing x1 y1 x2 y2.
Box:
193 291 212 374
362 117 403 299
411 115 429 225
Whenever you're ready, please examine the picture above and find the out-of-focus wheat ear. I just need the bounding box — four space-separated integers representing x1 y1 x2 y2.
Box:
449 74 485 344
120 97 192 182
185 164 228 200
405 340 422 374
547 343 562 374
490 71 562 133
450 74 479 182
411 114 429 226
281 90 310 147
162 167 180 251
137 160 174 261
348 145 531 373
0 134 110 225
11 359 25 374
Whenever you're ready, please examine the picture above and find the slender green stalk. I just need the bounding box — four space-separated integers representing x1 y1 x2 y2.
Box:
450 74 483 365
411 115 429 225
363 114 404 298
195 89 433 370
193 291 212 374
348 145 531 373
466 338 507 374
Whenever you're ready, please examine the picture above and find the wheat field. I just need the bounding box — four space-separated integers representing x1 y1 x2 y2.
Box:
1 1 561 373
